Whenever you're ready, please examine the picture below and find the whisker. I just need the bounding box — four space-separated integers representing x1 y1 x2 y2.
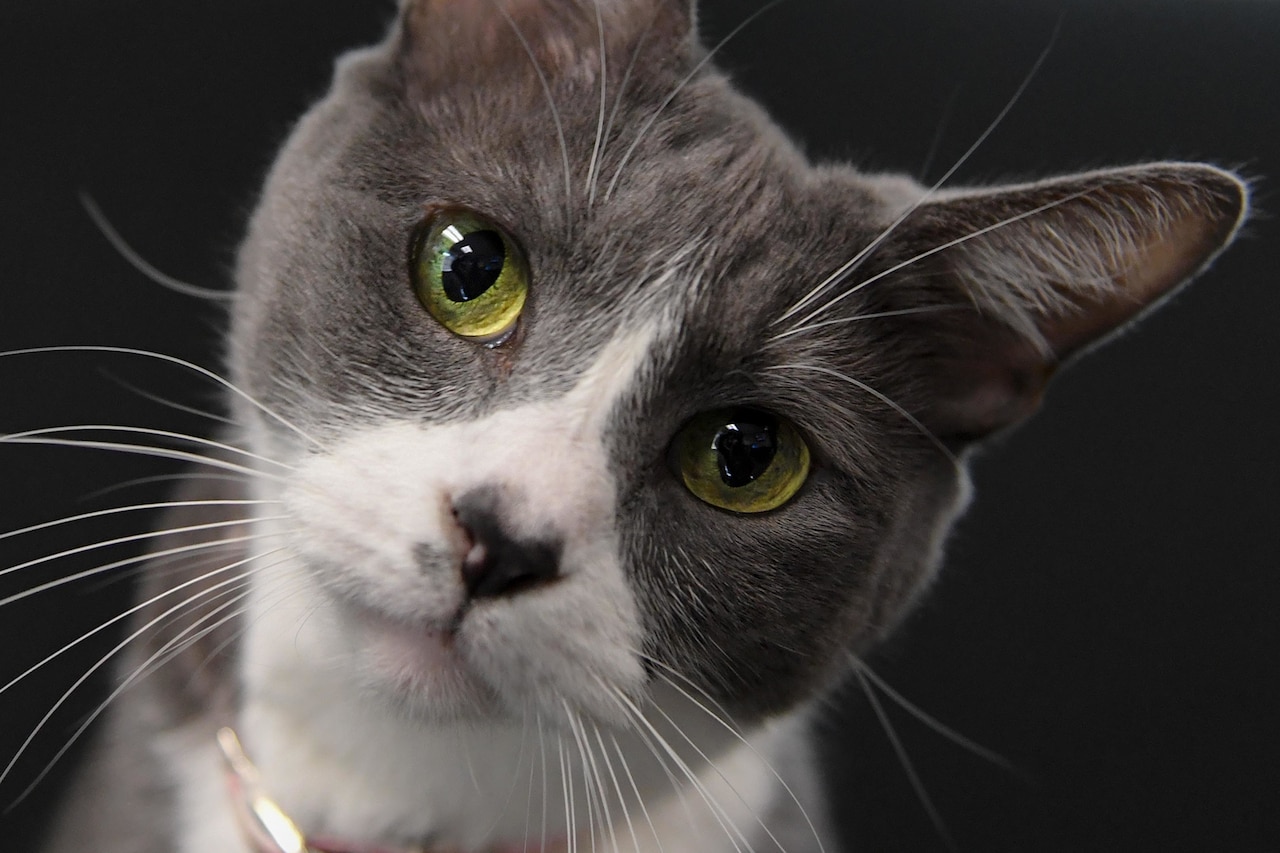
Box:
562 705 600 852
492 0 573 233
848 653 1020 776
0 435 282 482
558 733 576 853
0 498 275 545
0 346 323 450
0 525 293 607
645 660 826 853
919 85 964 183
772 23 1060 326
643 677 794 853
10 588 259 809
538 714 550 853
0 570 255 796
854 667 957 853
765 305 967 345
609 732 666 853
765 362 957 465
604 0 784 204
585 0 609 210
593 723 642 853
2 425 293 471
598 3 659 210
98 369 240 428
78 192 233 303
574 707 618 853
609 685 752 853
478 713 533 848
523 711 538 853
781 187 1095 334
0 544 273 697
81 471 255 503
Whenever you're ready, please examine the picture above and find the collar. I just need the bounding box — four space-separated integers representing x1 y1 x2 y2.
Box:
217 728 564 853
218 727 425 853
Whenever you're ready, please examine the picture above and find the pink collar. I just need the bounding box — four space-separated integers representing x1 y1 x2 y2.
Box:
217 728 562 853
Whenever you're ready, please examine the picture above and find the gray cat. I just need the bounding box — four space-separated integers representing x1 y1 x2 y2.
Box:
34 1 1245 851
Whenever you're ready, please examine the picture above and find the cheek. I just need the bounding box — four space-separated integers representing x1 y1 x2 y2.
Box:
622 489 887 716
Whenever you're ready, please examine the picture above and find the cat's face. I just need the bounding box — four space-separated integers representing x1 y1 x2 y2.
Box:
228 0 1245 729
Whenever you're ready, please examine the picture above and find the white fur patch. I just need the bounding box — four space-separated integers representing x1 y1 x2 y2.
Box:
233 325 669 845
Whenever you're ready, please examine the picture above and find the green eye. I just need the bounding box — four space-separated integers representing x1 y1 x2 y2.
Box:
674 407 811 514
412 211 529 342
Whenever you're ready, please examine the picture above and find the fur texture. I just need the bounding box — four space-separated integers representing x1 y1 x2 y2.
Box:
38 1 1245 851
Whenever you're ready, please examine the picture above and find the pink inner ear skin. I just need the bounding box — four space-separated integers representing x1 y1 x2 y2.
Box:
1044 201 1246 359
904 163 1247 441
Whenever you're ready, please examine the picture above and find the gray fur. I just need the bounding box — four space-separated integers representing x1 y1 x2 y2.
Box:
43 0 1246 850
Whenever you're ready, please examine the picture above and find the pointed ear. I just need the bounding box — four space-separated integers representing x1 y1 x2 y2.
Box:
894 163 1248 441
396 0 695 93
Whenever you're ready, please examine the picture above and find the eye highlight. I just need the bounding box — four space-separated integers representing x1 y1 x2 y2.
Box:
412 210 529 343
674 407 811 514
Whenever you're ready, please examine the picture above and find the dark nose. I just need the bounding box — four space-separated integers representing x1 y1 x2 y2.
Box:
453 490 562 600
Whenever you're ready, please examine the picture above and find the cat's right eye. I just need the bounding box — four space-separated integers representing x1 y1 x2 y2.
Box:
411 210 530 344
674 407 811 514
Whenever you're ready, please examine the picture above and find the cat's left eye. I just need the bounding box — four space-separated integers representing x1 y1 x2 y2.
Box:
674 407 811 514
411 210 529 343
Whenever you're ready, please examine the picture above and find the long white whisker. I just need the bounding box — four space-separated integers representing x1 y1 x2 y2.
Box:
848 654 1021 777
0 435 285 482
609 732 666 853
563 706 601 853
593 724 641 853
81 471 255 503
598 4 657 207
100 370 240 428
0 346 323 449
493 0 574 231
609 686 752 853
918 85 964 183
765 363 957 465
558 733 576 853
2 425 292 471
478 713 533 848
523 711 538 853
784 187 1095 333
604 0 784 204
538 714 550 853
586 0 609 210
765 305 967 345
0 499 274 544
773 25 1060 326
0 526 291 607
0 571 254 794
643 681 793 853
11 587 260 808
577 709 619 853
79 192 233 303
647 662 825 853
0 545 276 697
854 667 957 853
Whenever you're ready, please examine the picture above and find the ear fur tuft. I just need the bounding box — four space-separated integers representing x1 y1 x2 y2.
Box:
896 162 1248 440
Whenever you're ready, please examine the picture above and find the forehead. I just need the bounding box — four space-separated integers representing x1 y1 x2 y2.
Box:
271 52 905 459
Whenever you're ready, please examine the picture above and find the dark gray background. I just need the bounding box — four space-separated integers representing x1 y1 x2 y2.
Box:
1 1 1276 850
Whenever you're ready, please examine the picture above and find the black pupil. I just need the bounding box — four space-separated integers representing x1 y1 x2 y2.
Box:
712 413 779 488
441 229 506 302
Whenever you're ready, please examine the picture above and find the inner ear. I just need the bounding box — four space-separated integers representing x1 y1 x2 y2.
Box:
889 162 1247 441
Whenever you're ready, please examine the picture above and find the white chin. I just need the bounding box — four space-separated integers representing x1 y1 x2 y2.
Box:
353 608 501 721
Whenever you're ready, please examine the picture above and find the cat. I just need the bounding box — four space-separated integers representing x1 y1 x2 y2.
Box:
23 0 1246 851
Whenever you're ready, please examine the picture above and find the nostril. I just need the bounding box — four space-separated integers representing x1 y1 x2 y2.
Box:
453 490 562 600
